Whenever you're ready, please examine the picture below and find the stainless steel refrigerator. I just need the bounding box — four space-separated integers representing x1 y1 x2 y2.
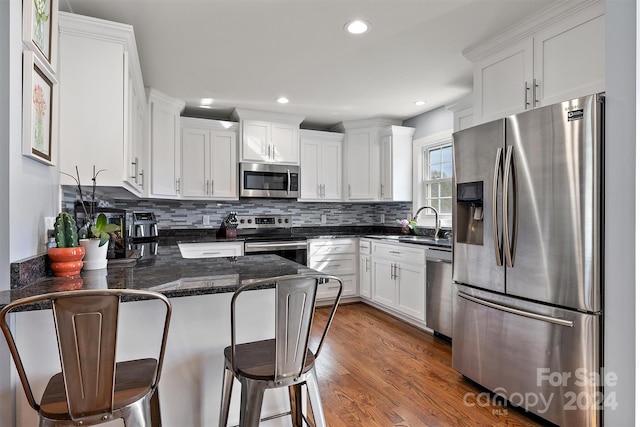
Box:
452 93 603 427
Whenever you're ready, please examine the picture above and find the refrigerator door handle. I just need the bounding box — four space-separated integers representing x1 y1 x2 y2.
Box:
458 292 574 328
503 145 518 267
492 147 504 266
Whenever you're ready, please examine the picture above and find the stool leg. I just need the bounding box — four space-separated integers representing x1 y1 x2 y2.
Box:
150 388 162 427
239 378 265 427
219 366 234 427
289 383 303 427
306 367 326 427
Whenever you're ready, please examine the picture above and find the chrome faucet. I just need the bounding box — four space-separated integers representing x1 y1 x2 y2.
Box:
413 206 440 238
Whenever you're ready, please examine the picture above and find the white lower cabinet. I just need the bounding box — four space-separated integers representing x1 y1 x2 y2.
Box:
358 239 372 299
308 238 357 300
369 241 427 323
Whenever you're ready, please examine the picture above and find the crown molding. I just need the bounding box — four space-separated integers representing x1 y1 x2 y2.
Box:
462 0 604 63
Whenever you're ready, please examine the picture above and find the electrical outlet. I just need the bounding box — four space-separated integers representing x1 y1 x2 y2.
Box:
44 216 55 243
380 213 385 223
321 214 327 224
203 215 210 225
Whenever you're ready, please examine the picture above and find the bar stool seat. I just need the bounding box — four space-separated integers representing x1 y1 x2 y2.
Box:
39 358 158 420
0 289 172 427
223 340 316 381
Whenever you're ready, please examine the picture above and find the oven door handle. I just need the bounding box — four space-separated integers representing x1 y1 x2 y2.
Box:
245 241 307 252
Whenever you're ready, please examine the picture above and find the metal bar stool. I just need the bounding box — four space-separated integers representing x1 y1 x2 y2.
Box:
218 274 343 427
0 289 172 427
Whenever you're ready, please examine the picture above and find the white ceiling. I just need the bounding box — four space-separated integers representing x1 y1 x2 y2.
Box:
61 0 555 129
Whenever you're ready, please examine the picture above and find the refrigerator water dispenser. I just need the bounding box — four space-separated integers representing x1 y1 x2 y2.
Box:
456 181 483 245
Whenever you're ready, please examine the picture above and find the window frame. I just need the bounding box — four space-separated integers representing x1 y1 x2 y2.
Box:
412 130 453 229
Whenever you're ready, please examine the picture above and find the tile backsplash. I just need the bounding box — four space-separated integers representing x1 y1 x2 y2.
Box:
62 187 413 230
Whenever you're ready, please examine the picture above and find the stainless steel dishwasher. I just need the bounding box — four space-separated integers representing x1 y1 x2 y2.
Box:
425 246 453 339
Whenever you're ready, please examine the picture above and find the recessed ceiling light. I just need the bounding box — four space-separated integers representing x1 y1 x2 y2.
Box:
414 100 426 106
276 97 289 104
200 98 214 106
345 20 370 35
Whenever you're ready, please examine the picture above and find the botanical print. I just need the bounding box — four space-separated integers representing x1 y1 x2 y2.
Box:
32 0 51 60
31 65 52 159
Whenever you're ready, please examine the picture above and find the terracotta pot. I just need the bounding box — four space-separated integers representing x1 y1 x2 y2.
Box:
48 247 85 277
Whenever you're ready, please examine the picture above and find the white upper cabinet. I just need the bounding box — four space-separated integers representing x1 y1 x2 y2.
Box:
379 125 415 202
466 0 604 124
446 94 474 132
180 117 238 200
299 130 343 202
146 88 185 199
231 109 304 165
59 12 146 196
336 120 412 202
337 119 396 201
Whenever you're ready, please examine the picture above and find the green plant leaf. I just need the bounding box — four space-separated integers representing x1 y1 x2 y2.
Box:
102 223 120 233
98 231 110 247
95 213 107 229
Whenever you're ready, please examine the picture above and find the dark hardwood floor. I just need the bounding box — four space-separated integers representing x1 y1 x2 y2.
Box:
311 303 553 427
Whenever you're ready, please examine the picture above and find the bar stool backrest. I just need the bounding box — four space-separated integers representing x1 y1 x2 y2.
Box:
53 293 120 418
274 277 317 381
230 274 342 383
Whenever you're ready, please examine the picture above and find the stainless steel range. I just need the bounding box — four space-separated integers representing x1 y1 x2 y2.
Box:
236 215 307 265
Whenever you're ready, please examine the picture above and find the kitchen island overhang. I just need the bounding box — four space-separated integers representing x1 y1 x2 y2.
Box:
1 248 323 310
3 250 325 427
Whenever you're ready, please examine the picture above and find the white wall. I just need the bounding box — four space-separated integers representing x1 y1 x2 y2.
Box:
1 0 13 425
7 1 60 263
402 106 453 140
603 0 636 425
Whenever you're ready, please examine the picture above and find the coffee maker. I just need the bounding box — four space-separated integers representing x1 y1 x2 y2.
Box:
128 212 159 259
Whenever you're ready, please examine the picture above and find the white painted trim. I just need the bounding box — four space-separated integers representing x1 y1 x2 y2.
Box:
462 0 603 62
412 130 454 228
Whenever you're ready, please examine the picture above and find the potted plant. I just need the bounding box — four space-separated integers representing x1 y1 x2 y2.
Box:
47 212 85 276
61 166 120 270
396 218 417 235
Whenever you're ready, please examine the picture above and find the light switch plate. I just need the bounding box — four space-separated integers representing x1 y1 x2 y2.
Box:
321 214 327 224
380 213 385 223
203 215 210 225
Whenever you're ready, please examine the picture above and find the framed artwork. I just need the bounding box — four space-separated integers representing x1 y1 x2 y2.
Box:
22 50 58 166
22 0 58 72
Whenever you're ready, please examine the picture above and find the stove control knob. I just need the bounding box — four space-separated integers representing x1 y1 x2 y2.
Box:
277 218 282 224
284 218 289 223
247 219 253 224
239 219 245 224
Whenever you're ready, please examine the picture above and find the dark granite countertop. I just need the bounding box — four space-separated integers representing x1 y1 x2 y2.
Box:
1 247 319 311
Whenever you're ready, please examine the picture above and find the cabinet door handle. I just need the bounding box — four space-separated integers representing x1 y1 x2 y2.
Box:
533 78 539 107
321 184 325 197
131 157 139 182
365 258 370 272
318 185 322 197
389 250 401 255
348 184 352 197
210 180 214 195
205 180 210 195
380 183 384 197
139 169 144 189
176 178 180 193
524 81 531 110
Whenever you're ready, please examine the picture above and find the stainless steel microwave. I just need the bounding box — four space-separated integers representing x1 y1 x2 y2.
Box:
240 163 300 198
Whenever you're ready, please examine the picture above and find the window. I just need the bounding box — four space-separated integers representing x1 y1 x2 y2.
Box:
412 132 453 229
423 144 453 219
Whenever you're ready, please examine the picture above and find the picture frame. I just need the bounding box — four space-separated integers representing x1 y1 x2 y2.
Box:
22 50 58 166
22 0 58 73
